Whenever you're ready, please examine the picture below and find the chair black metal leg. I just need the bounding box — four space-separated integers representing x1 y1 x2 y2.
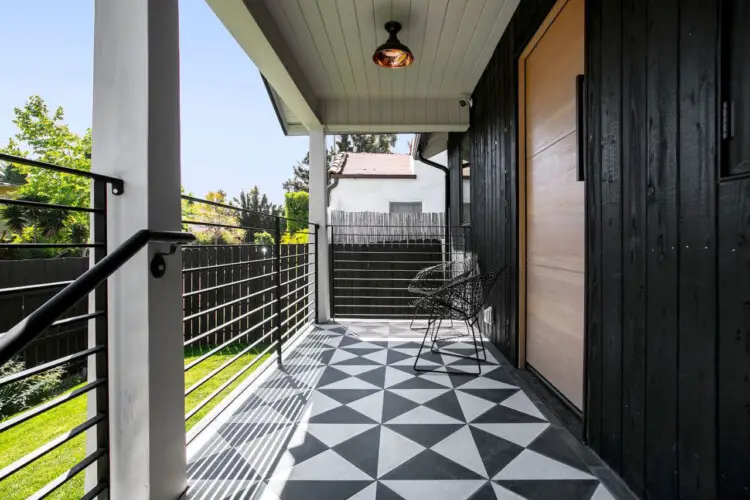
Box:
414 314 436 372
467 318 487 362
467 320 482 375
429 317 443 353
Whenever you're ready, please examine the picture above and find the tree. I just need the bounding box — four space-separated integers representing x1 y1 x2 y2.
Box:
282 191 309 243
336 134 397 153
283 134 398 193
191 190 244 244
234 186 284 242
253 231 275 245
282 154 311 193
0 96 92 258
0 163 26 185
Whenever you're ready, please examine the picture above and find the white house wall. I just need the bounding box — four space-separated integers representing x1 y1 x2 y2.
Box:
329 152 447 213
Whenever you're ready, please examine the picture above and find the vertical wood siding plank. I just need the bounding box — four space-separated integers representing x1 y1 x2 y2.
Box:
717 178 750 498
644 0 680 497
678 0 719 497
599 0 624 473
621 0 648 493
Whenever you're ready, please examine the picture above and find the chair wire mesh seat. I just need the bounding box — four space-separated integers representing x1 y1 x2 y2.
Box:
413 267 507 376
408 254 477 330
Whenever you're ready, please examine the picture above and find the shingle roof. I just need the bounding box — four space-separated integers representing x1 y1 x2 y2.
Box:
329 153 414 178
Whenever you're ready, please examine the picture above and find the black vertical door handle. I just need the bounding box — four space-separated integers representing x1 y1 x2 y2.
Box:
576 74 585 182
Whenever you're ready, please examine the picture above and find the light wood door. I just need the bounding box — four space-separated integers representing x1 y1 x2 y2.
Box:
523 0 585 410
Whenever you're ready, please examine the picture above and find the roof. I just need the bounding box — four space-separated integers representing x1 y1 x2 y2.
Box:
329 153 415 179
210 0 520 134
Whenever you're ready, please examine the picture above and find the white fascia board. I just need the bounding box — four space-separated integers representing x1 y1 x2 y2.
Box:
205 0 322 132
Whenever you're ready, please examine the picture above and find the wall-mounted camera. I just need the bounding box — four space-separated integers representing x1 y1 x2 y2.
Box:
459 96 473 108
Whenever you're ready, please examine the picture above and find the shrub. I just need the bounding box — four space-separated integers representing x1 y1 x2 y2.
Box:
0 359 64 419
284 191 309 234
254 231 275 245
281 231 309 244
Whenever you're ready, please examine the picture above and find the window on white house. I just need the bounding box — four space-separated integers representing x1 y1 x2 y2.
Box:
389 202 423 214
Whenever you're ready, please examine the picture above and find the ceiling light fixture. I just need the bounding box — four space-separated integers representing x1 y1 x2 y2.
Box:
372 21 414 69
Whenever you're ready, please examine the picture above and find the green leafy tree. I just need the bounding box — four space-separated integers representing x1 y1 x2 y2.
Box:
0 163 26 185
0 96 92 258
192 190 244 244
282 153 312 193
283 191 309 243
253 231 275 245
234 186 283 241
335 134 397 153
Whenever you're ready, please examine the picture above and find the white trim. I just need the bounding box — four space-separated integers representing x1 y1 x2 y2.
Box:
205 0 322 132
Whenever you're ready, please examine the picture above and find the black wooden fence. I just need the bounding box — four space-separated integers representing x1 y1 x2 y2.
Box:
182 244 310 348
330 220 468 319
331 240 445 319
1 243 312 367
0 258 90 368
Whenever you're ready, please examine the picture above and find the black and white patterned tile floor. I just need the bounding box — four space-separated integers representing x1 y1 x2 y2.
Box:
186 322 617 500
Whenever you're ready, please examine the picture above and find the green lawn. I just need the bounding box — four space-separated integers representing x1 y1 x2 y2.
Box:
0 343 271 500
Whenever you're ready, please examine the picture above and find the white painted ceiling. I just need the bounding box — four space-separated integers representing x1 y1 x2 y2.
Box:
210 0 519 134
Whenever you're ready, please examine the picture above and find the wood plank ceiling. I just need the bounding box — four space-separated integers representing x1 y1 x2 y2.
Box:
251 0 519 134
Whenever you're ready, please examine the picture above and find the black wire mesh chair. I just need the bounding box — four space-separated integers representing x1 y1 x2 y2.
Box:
413 267 507 376
408 254 477 330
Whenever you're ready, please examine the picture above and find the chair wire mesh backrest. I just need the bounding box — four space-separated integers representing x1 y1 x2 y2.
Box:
432 267 507 320
409 253 478 295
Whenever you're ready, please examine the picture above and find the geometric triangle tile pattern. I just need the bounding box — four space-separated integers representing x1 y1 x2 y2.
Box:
186 322 618 500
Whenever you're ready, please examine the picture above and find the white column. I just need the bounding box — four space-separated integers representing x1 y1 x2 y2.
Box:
308 130 331 322
91 1 186 499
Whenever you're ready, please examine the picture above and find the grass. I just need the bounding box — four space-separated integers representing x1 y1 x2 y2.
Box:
184 343 272 431
0 343 271 499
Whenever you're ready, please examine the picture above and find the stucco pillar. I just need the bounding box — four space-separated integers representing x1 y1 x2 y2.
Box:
308 130 331 322
91 1 186 498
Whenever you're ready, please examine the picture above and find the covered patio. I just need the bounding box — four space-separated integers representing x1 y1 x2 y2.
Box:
184 321 622 500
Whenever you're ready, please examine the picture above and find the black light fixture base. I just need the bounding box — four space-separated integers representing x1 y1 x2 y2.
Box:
384 21 402 34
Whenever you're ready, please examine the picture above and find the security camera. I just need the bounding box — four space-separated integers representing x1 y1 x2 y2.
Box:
459 96 473 108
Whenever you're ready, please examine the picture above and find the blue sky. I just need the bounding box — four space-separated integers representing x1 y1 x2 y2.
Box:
0 1 411 205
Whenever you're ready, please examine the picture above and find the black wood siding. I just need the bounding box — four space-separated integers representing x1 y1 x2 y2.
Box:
455 0 750 498
585 0 726 497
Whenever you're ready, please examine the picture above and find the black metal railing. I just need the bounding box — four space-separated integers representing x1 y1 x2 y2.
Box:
0 154 198 499
0 153 119 499
180 196 319 438
0 153 322 495
330 224 469 319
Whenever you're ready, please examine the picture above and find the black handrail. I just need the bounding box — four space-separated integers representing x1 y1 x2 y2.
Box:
0 229 195 366
0 153 125 194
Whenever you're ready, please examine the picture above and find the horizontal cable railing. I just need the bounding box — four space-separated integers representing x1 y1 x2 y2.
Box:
180 195 319 438
0 156 321 496
0 230 193 499
0 153 199 500
330 223 470 319
0 153 123 499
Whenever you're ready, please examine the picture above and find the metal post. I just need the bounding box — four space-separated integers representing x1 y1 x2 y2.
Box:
328 225 335 320
86 179 109 493
275 216 283 364
314 224 319 324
